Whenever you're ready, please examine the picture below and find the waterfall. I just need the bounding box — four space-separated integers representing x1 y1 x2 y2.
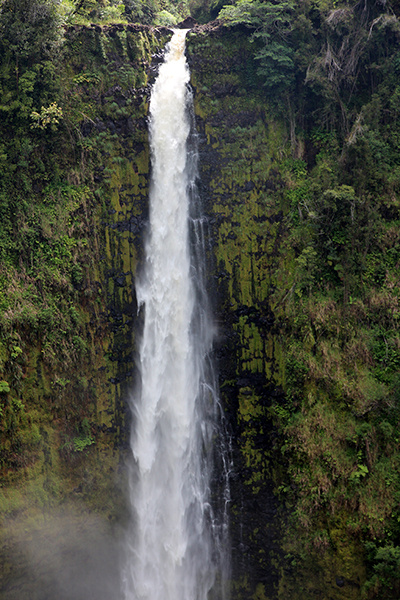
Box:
122 29 230 600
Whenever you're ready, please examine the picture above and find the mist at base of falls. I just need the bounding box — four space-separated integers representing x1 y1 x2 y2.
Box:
0 509 122 600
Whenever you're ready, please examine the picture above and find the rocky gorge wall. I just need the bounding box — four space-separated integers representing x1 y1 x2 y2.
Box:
188 27 366 600
0 24 170 600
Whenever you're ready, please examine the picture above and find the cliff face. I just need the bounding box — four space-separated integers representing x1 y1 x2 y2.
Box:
188 30 365 598
0 25 171 600
1 18 400 600
187 29 286 599
187 28 366 600
188 20 400 598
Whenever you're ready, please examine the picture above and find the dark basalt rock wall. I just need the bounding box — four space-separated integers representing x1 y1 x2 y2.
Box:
187 29 286 599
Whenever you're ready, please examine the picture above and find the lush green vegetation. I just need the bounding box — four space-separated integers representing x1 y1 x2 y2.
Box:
1 0 400 597
215 0 400 595
0 0 199 28
0 0 165 480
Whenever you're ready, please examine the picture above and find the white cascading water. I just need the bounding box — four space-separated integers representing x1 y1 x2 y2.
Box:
122 30 230 600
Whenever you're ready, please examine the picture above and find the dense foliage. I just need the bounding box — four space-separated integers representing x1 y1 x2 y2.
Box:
215 0 400 595
0 0 92 469
0 1 163 476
